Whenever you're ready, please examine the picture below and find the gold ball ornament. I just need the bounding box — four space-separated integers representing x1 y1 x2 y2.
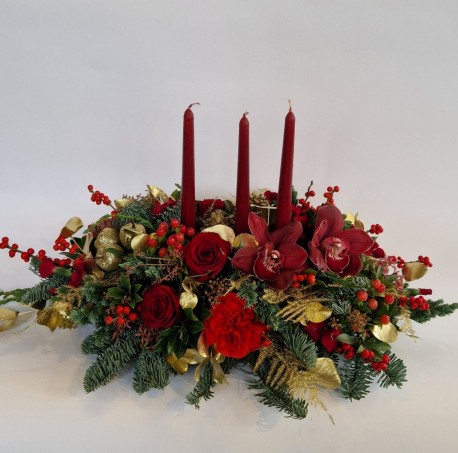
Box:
94 228 120 248
95 244 124 271
119 223 147 250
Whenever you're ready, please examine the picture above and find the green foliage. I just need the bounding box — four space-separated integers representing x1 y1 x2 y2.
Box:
83 330 141 393
21 274 70 307
330 299 352 316
119 256 164 282
133 349 170 394
254 301 284 331
376 354 407 389
185 363 214 408
156 204 181 226
339 356 374 401
0 288 29 305
409 299 458 324
237 279 259 307
81 328 114 355
281 324 318 369
106 273 142 308
113 200 155 231
249 365 308 420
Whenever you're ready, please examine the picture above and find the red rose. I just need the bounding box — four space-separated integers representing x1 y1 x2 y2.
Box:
38 258 56 278
183 232 231 282
140 284 181 329
197 199 226 217
203 293 270 358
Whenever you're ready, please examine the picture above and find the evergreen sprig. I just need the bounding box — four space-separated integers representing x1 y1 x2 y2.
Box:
376 353 407 389
81 328 114 355
112 200 155 230
83 330 141 393
21 274 70 307
237 279 259 307
133 349 170 394
185 363 215 408
281 324 318 369
409 299 458 324
339 356 374 401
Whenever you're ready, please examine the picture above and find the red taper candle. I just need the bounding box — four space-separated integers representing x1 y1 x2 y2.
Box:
275 107 295 229
235 113 250 234
181 104 197 228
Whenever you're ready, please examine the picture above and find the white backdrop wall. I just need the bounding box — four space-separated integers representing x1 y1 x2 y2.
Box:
1 1 457 452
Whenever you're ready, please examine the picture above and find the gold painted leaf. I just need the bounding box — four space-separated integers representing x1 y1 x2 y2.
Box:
307 358 341 390
166 350 201 375
201 225 235 245
302 302 332 323
371 323 398 343
59 217 84 239
119 223 147 249
131 233 149 254
179 291 198 309
37 301 74 332
147 185 169 203
114 198 133 210
402 262 428 282
0 307 18 332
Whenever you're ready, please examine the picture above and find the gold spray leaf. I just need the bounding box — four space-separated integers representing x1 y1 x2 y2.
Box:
147 185 169 202
402 262 428 282
201 225 235 245
37 301 74 332
302 302 333 324
59 217 84 239
371 323 398 343
114 198 133 210
0 307 18 332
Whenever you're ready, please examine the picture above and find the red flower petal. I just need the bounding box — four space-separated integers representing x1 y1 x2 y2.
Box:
316 205 344 237
270 220 303 247
340 255 363 276
253 255 279 281
325 248 350 273
335 229 373 255
248 212 271 245
277 243 308 270
267 269 295 290
232 246 258 275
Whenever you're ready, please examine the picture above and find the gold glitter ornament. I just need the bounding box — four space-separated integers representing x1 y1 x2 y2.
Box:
94 228 124 271
119 223 147 250
94 228 120 248
37 301 74 331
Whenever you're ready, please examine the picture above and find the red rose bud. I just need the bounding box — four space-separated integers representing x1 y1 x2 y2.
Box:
419 288 432 295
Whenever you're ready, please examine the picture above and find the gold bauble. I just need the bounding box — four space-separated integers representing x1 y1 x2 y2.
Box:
95 244 124 271
94 228 120 248
119 223 147 249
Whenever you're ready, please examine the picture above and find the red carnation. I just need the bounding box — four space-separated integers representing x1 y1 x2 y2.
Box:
38 258 56 278
203 293 270 359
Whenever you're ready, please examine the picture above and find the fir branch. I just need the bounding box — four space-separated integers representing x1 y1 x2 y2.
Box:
237 279 259 307
81 328 114 355
132 349 170 394
112 201 155 230
21 274 70 306
156 204 181 225
185 363 215 408
376 353 407 389
281 325 318 369
254 301 284 331
249 366 308 420
330 299 352 316
339 356 374 401
83 330 141 393
409 299 458 324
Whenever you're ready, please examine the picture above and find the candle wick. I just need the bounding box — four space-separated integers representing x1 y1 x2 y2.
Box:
244 111 249 116
288 99 292 111
188 102 201 110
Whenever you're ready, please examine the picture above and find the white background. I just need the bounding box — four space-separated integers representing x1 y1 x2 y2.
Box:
1 1 458 452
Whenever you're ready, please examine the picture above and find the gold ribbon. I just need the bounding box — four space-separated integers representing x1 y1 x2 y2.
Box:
166 334 227 384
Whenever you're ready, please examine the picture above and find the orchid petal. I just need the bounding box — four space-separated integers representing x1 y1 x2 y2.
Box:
277 243 308 270
271 220 303 247
310 219 328 248
253 255 279 281
335 229 373 255
309 244 327 271
325 249 350 274
267 269 295 290
248 212 271 245
231 247 258 274
341 255 363 276
316 205 344 237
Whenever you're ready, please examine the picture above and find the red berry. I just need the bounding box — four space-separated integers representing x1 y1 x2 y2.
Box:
156 228 166 237
175 233 185 243
371 279 382 290
379 362 388 371
361 349 371 360
307 274 316 285
297 274 305 282
8 250 16 258
87 185 94 192
382 354 390 364
105 315 113 325
115 305 124 315
356 290 368 302
333 186 340 192
128 312 138 322
186 227 196 237
116 317 125 326
158 222 169 231
123 306 131 315
384 294 395 305
158 247 167 257
367 298 378 310
291 281 300 289
380 314 390 325
166 236 176 247
148 238 157 248
170 218 180 229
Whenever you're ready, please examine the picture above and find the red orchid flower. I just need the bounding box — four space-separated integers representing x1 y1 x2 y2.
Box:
232 212 308 290
309 205 373 276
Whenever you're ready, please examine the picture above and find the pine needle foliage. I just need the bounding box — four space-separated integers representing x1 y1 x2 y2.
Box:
83 330 142 393
21 274 70 306
409 299 458 324
133 349 170 394
156 204 182 226
254 301 283 331
113 200 155 230
185 363 215 409
281 325 318 369
237 279 259 307
376 353 407 389
249 365 308 420
81 328 114 355
339 356 374 401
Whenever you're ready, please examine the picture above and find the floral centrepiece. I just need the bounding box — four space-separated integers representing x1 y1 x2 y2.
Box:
1 183 457 421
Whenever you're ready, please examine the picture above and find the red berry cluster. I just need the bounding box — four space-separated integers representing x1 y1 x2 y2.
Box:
369 224 384 234
105 304 138 327
356 283 394 323
418 255 433 267
340 343 355 360
323 185 339 205
53 236 70 252
145 219 195 258
361 349 391 372
88 185 112 206
1 237 37 263
398 295 430 311
291 272 316 288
